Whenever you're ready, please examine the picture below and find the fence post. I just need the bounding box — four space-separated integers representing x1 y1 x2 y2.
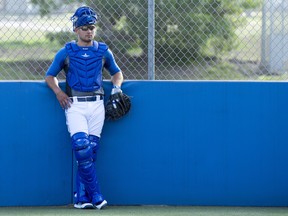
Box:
148 0 155 80
260 0 267 71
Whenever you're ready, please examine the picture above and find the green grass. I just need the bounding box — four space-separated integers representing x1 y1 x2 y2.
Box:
0 206 287 216
0 14 68 63
0 12 287 81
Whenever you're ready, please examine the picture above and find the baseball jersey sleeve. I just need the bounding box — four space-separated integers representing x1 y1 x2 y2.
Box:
103 49 121 76
45 47 68 77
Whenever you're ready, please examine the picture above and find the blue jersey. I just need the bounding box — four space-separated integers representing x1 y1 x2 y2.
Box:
46 40 121 93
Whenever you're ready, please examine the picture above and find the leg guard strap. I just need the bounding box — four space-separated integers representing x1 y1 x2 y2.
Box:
89 135 100 162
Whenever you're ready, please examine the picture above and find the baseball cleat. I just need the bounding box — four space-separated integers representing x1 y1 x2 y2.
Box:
74 202 94 209
94 199 108 210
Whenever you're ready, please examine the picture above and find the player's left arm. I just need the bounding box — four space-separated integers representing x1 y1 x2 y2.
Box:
103 49 124 90
103 49 131 120
111 71 123 88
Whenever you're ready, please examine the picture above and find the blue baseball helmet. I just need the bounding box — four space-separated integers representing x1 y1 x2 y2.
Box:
70 6 98 30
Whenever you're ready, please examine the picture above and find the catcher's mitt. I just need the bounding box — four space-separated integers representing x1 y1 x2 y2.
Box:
105 92 131 121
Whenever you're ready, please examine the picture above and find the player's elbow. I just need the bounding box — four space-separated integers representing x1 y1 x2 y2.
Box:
112 71 123 81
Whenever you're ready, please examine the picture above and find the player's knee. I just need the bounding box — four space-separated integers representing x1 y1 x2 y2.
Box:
72 132 92 163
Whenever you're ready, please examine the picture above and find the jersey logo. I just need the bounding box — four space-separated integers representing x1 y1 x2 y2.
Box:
81 53 90 58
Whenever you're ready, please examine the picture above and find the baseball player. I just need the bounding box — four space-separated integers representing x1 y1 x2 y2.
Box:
45 6 123 209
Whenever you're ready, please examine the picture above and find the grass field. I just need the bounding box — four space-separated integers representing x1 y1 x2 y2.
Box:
1 10 288 81
0 206 288 216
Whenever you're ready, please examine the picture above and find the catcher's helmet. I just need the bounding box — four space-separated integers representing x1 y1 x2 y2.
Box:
70 6 97 30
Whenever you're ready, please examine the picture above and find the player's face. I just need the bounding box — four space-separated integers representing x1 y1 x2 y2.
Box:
76 25 96 44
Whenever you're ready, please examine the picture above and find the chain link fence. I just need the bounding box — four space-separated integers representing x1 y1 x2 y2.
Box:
0 0 288 81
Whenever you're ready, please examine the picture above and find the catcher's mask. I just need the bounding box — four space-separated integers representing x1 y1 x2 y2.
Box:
71 6 98 31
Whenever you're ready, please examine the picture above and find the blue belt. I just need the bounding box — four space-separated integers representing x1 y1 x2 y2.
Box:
71 95 103 102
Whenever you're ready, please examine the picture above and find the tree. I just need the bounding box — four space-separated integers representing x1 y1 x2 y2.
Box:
32 0 261 64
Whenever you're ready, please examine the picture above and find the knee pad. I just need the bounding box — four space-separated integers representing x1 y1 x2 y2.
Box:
89 135 100 161
72 132 92 164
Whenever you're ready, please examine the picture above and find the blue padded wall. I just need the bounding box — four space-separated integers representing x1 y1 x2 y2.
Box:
0 82 72 206
0 81 288 206
99 81 288 206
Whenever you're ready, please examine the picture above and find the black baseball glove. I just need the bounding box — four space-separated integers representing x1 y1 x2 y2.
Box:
105 92 131 121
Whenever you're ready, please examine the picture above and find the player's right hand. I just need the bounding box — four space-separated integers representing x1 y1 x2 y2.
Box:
56 91 72 109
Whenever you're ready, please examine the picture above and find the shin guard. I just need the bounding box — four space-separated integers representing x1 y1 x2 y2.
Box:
72 132 102 204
